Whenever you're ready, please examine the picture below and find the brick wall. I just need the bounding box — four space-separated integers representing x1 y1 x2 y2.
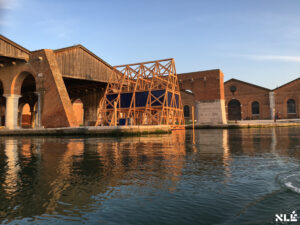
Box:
180 91 195 120
274 78 300 119
179 69 227 124
224 79 271 120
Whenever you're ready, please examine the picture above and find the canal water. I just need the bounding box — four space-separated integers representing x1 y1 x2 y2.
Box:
1 127 300 225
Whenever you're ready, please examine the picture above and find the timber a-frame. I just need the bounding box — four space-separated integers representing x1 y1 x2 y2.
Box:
95 58 184 128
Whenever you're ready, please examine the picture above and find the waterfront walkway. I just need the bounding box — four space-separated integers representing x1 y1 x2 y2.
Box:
186 119 300 129
0 125 171 136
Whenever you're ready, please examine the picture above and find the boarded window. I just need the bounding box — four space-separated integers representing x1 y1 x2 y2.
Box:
287 99 296 114
252 101 259 115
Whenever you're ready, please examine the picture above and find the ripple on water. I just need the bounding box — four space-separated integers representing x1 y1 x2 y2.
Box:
277 171 300 194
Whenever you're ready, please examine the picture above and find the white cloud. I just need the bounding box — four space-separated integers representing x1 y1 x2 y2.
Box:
239 54 300 63
0 0 19 9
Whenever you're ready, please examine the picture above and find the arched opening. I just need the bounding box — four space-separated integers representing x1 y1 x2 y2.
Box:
72 98 84 126
251 101 260 118
228 99 241 120
18 74 37 128
184 105 190 118
287 99 296 118
0 81 5 126
20 103 31 128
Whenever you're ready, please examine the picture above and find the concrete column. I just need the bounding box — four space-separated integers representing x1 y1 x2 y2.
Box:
4 94 21 129
269 92 275 119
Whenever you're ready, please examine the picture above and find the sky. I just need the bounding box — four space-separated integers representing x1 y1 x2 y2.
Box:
1 0 300 89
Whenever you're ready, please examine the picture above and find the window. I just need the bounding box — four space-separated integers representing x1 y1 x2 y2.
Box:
251 101 259 115
184 105 190 117
287 99 296 114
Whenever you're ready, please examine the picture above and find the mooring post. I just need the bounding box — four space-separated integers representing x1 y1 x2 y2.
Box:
113 101 117 126
192 106 195 144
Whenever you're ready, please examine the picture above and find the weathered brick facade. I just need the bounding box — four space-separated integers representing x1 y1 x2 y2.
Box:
178 70 227 124
180 90 195 120
223 78 300 120
0 35 111 129
224 79 271 120
273 78 300 119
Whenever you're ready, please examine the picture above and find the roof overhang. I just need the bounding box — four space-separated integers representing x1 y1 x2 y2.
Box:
0 35 30 63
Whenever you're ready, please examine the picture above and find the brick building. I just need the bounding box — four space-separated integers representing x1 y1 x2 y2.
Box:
0 34 114 129
178 70 227 124
180 72 300 122
2 33 299 129
273 78 300 119
224 79 271 120
223 77 300 120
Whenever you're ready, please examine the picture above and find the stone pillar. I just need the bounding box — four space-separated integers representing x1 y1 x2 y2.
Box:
269 92 275 119
4 94 21 129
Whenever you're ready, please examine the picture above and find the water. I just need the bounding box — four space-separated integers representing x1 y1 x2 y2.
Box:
1 127 300 225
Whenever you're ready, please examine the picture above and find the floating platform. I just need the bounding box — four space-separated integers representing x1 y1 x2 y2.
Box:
0 125 171 137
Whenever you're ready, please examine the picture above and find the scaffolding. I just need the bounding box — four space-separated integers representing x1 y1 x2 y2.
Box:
95 58 184 128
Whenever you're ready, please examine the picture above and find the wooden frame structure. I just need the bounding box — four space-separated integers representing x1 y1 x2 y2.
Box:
95 58 184 128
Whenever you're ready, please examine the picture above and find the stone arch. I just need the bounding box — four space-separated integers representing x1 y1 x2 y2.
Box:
16 73 38 128
228 99 241 120
11 71 37 95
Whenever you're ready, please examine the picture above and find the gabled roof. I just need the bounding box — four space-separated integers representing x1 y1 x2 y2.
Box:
0 34 30 54
224 78 270 91
272 77 300 91
54 44 113 69
0 35 30 61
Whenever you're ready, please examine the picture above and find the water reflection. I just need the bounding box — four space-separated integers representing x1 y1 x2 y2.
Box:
0 131 187 222
0 127 300 224
3 140 20 198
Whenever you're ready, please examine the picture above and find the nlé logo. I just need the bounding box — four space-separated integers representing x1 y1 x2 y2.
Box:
275 211 298 222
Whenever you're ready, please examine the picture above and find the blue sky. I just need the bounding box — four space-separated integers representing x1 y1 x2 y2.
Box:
1 0 300 89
